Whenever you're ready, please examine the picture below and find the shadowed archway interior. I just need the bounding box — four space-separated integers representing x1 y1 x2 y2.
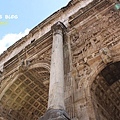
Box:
91 62 120 120
101 62 120 85
0 67 50 120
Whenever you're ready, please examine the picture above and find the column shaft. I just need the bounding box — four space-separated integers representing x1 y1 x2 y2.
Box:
48 22 65 110
39 22 70 120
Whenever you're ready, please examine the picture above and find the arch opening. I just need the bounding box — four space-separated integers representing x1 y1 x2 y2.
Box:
91 62 120 120
101 61 120 85
0 67 50 120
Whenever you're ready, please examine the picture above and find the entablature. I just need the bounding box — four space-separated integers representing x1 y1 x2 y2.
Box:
0 0 94 72
68 0 115 27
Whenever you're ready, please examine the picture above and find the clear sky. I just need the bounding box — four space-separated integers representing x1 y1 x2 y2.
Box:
0 0 70 54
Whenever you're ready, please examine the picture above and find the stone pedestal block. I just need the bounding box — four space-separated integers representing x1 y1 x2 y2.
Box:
39 109 70 120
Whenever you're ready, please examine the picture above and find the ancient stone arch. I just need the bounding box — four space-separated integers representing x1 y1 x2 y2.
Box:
0 62 50 120
91 61 120 120
0 0 120 120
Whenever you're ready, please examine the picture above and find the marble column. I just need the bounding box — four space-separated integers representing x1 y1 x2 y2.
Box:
40 22 70 120
48 21 65 110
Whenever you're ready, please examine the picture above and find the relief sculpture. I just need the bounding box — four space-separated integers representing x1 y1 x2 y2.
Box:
70 28 79 50
99 47 113 64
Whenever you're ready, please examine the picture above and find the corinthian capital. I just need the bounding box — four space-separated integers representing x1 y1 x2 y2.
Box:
51 21 67 35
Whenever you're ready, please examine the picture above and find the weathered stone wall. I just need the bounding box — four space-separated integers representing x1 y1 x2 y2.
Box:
65 0 120 119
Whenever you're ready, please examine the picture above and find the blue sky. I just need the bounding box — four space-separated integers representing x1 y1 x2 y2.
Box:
0 0 70 54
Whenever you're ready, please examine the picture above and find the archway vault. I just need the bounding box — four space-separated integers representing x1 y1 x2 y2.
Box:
91 61 120 120
101 61 120 85
0 65 50 120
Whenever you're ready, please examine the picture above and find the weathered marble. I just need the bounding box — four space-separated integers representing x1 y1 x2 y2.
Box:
48 22 66 110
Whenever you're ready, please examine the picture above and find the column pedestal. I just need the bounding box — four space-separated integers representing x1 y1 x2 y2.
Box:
40 109 70 120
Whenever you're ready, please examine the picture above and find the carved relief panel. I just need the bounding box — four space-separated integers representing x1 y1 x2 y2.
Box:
69 1 120 119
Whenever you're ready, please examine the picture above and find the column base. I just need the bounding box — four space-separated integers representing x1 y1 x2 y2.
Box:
39 109 70 120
